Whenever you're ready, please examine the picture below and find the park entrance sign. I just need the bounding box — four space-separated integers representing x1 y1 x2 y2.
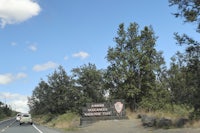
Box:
80 100 128 125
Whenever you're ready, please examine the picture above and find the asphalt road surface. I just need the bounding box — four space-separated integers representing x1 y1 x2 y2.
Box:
0 118 62 133
2 118 200 133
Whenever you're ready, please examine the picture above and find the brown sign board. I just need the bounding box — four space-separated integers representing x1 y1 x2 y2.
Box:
80 99 128 125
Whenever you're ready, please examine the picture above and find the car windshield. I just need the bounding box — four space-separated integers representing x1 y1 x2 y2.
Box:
22 114 30 117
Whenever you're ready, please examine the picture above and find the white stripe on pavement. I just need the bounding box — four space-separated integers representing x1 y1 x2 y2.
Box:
1 119 16 132
32 124 43 133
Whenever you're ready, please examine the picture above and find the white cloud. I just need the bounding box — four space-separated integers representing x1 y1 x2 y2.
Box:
72 51 89 59
0 72 27 85
0 73 13 85
0 92 29 113
11 42 17 46
16 72 27 79
64 56 68 60
33 61 58 72
0 0 41 28
28 44 37 51
20 66 27 71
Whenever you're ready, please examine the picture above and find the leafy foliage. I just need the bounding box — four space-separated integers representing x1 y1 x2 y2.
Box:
71 63 106 104
29 64 106 115
169 0 200 32
29 19 199 120
0 101 13 120
169 0 200 119
105 23 166 111
28 66 79 115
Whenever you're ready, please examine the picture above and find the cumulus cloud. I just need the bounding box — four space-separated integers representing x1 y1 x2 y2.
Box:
64 56 68 60
72 51 89 59
0 0 41 28
28 44 37 51
16 72 27 79
11 42 17 46
33 61 58 72
0 92 29 113
0 73 27 85
0 73 13 85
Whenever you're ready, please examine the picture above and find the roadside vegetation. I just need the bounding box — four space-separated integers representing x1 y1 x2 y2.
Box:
0 101 17 120
33 112 80 131
32 106 196 131
28 0 200 130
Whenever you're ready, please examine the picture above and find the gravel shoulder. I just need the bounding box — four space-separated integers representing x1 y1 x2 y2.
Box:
66 119 200 133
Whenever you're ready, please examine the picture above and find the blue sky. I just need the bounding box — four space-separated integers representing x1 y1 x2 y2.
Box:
0 0 198 112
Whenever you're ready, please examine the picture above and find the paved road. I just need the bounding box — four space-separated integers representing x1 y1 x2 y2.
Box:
0 118 15 131
2 118 200 133
0 118 62 133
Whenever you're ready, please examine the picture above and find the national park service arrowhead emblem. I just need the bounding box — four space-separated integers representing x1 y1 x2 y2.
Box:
114 102 123 113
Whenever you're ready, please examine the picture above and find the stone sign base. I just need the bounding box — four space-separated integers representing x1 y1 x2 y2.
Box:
80 115 128 126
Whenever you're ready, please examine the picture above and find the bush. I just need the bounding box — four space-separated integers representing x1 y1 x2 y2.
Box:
189 109 200 120
33 112 80 131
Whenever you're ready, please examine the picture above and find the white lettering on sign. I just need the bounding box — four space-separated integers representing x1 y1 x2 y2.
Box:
84 112 101 116
102 111 112 116
88 108 108 112
91 104 104 108
84 111 112 116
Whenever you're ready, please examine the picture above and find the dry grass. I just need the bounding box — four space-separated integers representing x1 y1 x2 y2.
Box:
33 112 80 131
184 120 200 128
127 104 192 119
50 113 80 130
126 107 200 128
126 108 138 119
126 108 179 120
33 107 200 130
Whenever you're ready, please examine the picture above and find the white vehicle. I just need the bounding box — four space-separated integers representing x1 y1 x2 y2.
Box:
19 113 33 125
16 113 21 121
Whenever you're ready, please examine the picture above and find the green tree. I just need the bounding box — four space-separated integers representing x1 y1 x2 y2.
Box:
47 66 73 114
71 63 105 105
28 80 51 115
29 66 79 115
169 0 200 32
3 104 12 117
184 46 200 117
167 52 189 104
0 101 5 119
169 0 200 118
0 102 13 118
105 22 166 111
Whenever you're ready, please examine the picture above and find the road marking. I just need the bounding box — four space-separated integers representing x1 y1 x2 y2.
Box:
1 119 16 132
32 124 43 133
0 118 14 124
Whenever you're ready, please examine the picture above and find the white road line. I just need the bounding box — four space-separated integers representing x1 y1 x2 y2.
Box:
32 124 43 133
0 118 14 124
1 119 16 132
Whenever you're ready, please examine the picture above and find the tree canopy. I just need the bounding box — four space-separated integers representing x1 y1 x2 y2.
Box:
0 101 13 120
29 1 199 119
169 0 200 119
105 23 167 111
